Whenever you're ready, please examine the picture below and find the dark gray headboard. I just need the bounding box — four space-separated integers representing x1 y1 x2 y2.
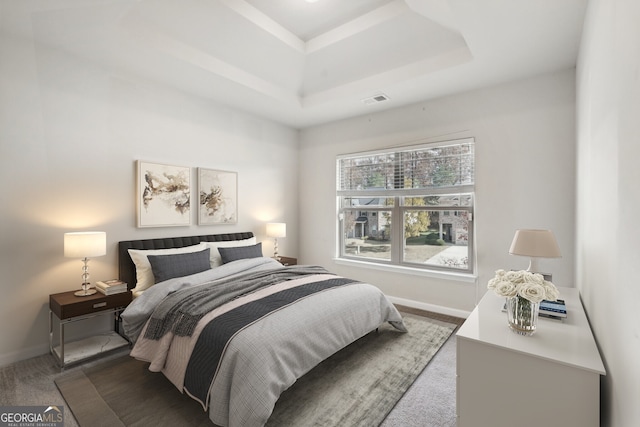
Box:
118 232 254 290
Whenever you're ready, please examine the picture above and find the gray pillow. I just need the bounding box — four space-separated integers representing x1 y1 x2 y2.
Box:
147 248 211 283
218 243 263 264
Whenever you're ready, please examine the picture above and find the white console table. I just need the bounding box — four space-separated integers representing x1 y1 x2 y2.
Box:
456 287 605 427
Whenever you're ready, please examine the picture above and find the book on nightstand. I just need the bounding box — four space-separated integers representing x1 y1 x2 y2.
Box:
539 299 567 319
502 299 567 320
95 279 128 295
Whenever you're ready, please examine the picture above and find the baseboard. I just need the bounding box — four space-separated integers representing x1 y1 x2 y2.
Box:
387 296 471 320
0 343 49 369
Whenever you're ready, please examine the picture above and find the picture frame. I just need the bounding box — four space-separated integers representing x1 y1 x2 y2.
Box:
198 168 238 225
137 161 191 228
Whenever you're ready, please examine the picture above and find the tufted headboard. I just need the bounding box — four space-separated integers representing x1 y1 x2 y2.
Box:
118 232 254 290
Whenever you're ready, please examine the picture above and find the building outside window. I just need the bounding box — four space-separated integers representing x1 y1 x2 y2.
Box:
337 138 475 273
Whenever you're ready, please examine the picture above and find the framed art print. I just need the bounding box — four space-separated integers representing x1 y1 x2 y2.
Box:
198 168 237 225
137 161 191 227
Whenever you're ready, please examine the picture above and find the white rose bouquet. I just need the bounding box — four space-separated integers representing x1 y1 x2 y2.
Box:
487 269 559 303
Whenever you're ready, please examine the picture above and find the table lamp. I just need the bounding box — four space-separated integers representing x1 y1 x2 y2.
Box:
266 222 286 260
509 229 561 273
64 231 107 296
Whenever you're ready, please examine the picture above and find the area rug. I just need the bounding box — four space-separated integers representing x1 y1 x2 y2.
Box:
55 314 456 427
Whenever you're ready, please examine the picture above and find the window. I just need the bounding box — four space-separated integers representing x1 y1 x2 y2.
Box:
337 138 474 274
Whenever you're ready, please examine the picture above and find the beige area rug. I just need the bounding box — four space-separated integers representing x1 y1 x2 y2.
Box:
56 314 456 427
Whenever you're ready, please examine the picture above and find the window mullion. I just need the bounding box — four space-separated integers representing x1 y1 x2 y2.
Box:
391 197 402 264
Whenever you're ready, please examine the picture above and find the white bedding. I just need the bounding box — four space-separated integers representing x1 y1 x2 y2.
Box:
121 257 406 427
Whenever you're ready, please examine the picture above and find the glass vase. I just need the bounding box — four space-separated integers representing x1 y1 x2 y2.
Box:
506 295 539 336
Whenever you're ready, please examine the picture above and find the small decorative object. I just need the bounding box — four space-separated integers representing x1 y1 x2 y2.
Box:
266 222 286 260
137 161 191 227
198 168 238 225
64 231 107 296
488 269 559 336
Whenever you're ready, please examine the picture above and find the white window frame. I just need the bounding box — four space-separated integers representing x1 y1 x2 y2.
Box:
336 138 475 275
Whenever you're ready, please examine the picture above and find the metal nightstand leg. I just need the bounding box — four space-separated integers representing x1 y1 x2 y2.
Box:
49 310 64 367
59 316 65 367
49 310 53 359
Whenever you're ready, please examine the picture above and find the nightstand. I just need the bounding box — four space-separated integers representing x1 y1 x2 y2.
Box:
49 289 132 369
277 256 297 266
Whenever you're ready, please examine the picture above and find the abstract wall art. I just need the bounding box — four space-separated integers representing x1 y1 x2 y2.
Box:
198 168 237 225
137 161 191 227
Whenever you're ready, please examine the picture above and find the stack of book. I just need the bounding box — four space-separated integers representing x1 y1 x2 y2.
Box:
95 279 128 295
539 299 567 320
501 298 567 320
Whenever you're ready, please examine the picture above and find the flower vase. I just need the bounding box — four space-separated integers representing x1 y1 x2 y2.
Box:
506 295 539 336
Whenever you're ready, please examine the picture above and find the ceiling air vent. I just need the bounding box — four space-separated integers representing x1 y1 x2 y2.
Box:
362 93 390 106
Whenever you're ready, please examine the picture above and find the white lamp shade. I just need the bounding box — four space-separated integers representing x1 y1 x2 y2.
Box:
266 223 286 238
509 229 561 258
64 232 107 258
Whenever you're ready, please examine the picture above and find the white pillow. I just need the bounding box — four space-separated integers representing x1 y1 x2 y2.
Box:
204 237 258 267
128 242 208 293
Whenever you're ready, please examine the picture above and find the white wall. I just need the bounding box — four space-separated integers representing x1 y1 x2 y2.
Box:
299 70 576 314
0 10 298 366
576 0 640 425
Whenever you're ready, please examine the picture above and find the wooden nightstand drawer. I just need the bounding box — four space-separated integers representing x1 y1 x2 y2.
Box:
50 290 132 320
278 256 297 266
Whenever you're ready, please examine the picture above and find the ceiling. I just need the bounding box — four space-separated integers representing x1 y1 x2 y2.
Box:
16 0 588 128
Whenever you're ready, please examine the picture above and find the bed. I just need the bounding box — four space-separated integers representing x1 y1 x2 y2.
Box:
118 232 406 427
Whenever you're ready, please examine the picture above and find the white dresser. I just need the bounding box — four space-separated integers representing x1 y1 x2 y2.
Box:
456 287 605 427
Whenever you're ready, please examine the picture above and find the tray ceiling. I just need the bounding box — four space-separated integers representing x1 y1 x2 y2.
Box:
12 0 588 128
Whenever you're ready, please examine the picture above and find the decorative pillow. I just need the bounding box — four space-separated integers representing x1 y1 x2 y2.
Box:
218 243 263 264
147 249 211 284
128 242 208 293
204 237 257 267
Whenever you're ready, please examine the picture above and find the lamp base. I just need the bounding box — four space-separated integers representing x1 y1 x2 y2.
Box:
75 288 97 297
527 257 540 273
